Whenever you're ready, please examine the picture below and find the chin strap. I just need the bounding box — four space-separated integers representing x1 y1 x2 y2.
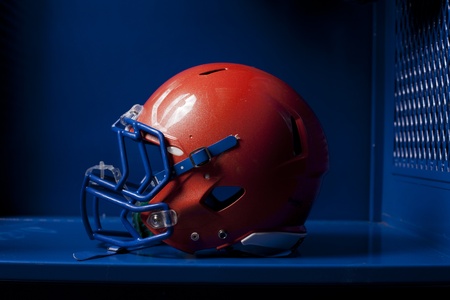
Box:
73 246 129 261
154 134 239 182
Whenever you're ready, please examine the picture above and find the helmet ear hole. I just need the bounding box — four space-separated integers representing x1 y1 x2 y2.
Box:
202 186 245 211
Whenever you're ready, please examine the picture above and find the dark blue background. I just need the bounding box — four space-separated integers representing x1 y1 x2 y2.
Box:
2 0 373 219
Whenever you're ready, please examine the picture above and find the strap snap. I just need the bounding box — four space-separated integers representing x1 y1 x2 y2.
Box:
189 147 212 167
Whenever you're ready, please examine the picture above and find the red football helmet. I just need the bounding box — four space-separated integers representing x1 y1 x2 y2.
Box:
80 62 329 258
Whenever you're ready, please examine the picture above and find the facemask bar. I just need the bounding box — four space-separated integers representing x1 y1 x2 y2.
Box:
81 105 174 250
80 104 239 251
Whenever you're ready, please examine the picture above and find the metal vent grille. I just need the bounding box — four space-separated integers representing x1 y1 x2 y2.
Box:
394 0 450 172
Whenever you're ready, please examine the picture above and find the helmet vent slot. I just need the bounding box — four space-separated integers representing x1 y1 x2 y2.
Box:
290 116 303 156
199 68 227 76
202 186 244 211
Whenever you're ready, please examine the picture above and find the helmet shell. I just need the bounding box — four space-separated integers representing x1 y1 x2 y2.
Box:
137 63 329 254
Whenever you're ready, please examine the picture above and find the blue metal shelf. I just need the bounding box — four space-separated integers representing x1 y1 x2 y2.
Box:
1 217 449 285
